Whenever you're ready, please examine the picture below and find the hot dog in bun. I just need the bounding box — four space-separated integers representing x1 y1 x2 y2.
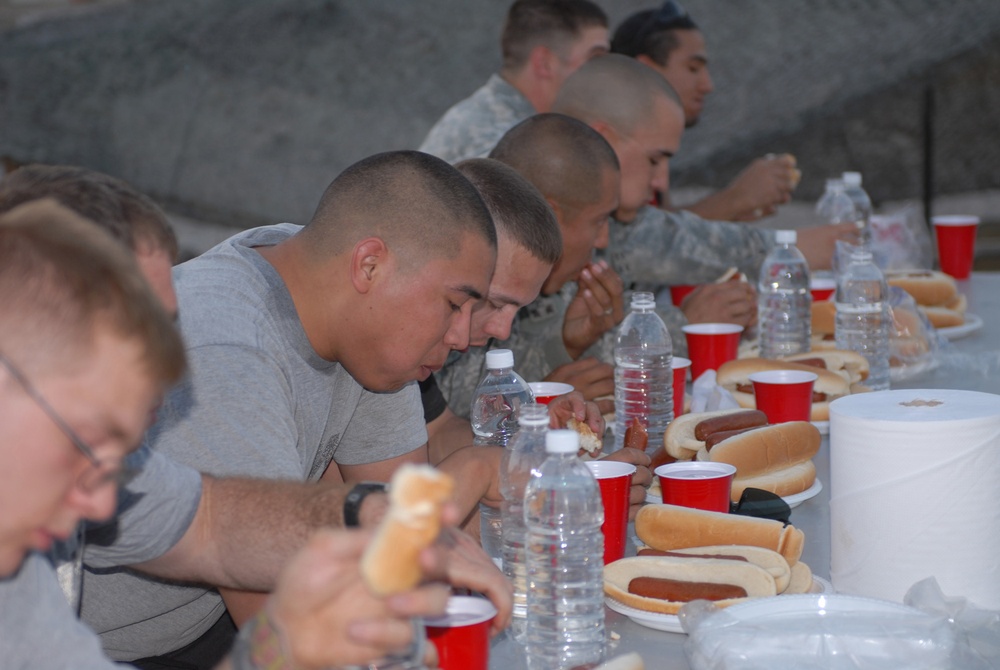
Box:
635 503 805 566
716 359 848 421
779 349 869 386
361 464 454 596
635 544 792 593
694 421 821 500
663 409 768 461
604 555 777 615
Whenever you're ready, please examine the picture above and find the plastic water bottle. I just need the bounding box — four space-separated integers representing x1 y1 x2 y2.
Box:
816 178 859 227
499 403 549 643
470 348 533 562
613 292 672 451
758 229 812 359
835 249 890 390
842 171 874 244
524 430 605 669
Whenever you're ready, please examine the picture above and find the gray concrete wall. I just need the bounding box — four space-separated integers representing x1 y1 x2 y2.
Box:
1 0 998 230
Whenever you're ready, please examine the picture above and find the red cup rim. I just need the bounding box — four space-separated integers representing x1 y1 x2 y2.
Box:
682 323 745 335
655 461 736 479
425 596 498 627
585 461 637 479
527 381 574 397
748 370 818 385
932 215 980 226
671 356 692 369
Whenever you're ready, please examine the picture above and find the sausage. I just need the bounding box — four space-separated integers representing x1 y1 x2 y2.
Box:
704 427 763 451
623 418 648 451
628 576 748 602
636 549 748 562
693 410 767 441
735 384 828 403
648 446 677 470
789 357 827 369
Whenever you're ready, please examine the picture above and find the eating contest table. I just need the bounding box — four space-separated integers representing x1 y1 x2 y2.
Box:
487 272 999 669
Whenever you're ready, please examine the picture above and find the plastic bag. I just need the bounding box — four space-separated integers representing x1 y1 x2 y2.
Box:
905 577 1000 670
888 285 949 374
680 593 956 669
689 369 740 413
870 206 935 271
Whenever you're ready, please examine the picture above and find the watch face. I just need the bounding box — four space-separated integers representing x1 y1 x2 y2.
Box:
345 482 387 527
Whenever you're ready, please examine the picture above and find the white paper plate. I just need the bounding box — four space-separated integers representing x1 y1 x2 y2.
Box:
782 478 822 509
811 420 829 435
937 312 983 340
606 577 832 634
645 478 821 509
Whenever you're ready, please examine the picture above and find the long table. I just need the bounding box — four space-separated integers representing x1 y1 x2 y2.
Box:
488 272 998 669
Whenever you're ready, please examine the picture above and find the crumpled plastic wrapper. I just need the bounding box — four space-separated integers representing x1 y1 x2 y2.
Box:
905 577 1000 670
887 285 949 375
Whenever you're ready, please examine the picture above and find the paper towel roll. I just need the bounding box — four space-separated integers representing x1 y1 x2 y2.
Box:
830 389 1000 608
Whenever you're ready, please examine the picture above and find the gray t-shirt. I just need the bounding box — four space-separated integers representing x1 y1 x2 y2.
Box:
79 223 426 661
0 447 201 668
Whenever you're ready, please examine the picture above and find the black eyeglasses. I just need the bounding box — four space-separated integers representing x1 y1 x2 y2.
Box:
0 351 135 493
632 1 691 51
730 487 792 525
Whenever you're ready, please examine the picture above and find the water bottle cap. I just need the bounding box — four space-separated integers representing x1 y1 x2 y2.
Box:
842 171 862 186
775 229 797 244
518 403 549 427
545 429 579 454
849 248 873 263
485 349 514 369
630 291 655 309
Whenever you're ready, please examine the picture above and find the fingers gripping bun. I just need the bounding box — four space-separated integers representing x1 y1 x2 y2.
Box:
568 418 603 455
361 464 454 596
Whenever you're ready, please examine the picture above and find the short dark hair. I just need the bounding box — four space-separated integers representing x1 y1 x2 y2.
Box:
0 200 185 385
490 113 619 214
0 164 179 261
456 158 562 265
501 0 608 72
305 151 497 268
610 3 699 66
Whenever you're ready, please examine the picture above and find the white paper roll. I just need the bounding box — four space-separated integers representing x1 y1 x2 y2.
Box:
829 389 1000 608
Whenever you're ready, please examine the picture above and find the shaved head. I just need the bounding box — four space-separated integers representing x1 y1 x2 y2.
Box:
490 112 619 212
302 150 496 270
552 53 681 135
455 157 561 265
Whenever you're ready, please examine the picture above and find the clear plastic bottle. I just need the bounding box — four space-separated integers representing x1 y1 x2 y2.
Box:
613 292 672 451
835 249 890 390
758 229 812 359
815 178 860 227
499 403 549 643
524 430 605 669
842 171 874 244
469 348 534 563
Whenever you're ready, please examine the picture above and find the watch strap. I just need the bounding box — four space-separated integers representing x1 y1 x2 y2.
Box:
343 481 388 528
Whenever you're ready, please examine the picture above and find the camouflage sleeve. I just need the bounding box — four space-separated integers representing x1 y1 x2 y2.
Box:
581 292 690 362
433 348 487 420
608 207 777 288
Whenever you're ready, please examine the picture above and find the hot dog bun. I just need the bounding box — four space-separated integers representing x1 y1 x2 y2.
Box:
567 417 602 456
885 269 957 306
360 464 454 596
604 556 777 615
663 408 764 460
780 349 870 384
729 460 817 500
783 560 815 594
716 358 848 421
636 504 804 566
920 305 965 328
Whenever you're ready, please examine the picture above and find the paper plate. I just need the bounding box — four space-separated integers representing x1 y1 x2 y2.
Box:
937 312 983 341
606 577 832 634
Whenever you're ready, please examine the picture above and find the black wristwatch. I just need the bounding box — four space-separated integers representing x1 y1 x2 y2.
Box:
343 481 389 528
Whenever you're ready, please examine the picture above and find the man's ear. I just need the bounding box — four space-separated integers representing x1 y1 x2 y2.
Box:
529 44 558 81
350 237 388 294
589 119 618 146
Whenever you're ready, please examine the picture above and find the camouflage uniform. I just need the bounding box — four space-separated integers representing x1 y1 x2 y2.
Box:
418 74 536 164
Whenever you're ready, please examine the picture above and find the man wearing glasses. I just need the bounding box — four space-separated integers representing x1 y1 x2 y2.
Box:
419 0 610 164
612 1 800 222
0 201 452 669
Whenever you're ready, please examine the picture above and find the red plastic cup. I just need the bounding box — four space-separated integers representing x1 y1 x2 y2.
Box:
655 462 736 513
585 461 636 564
669 284 698 306
749 369 817 424
425 596 497 670
527 381 574 405
681 323 744 381
810 277 836 301
933 215 980 280
672 356 691 417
